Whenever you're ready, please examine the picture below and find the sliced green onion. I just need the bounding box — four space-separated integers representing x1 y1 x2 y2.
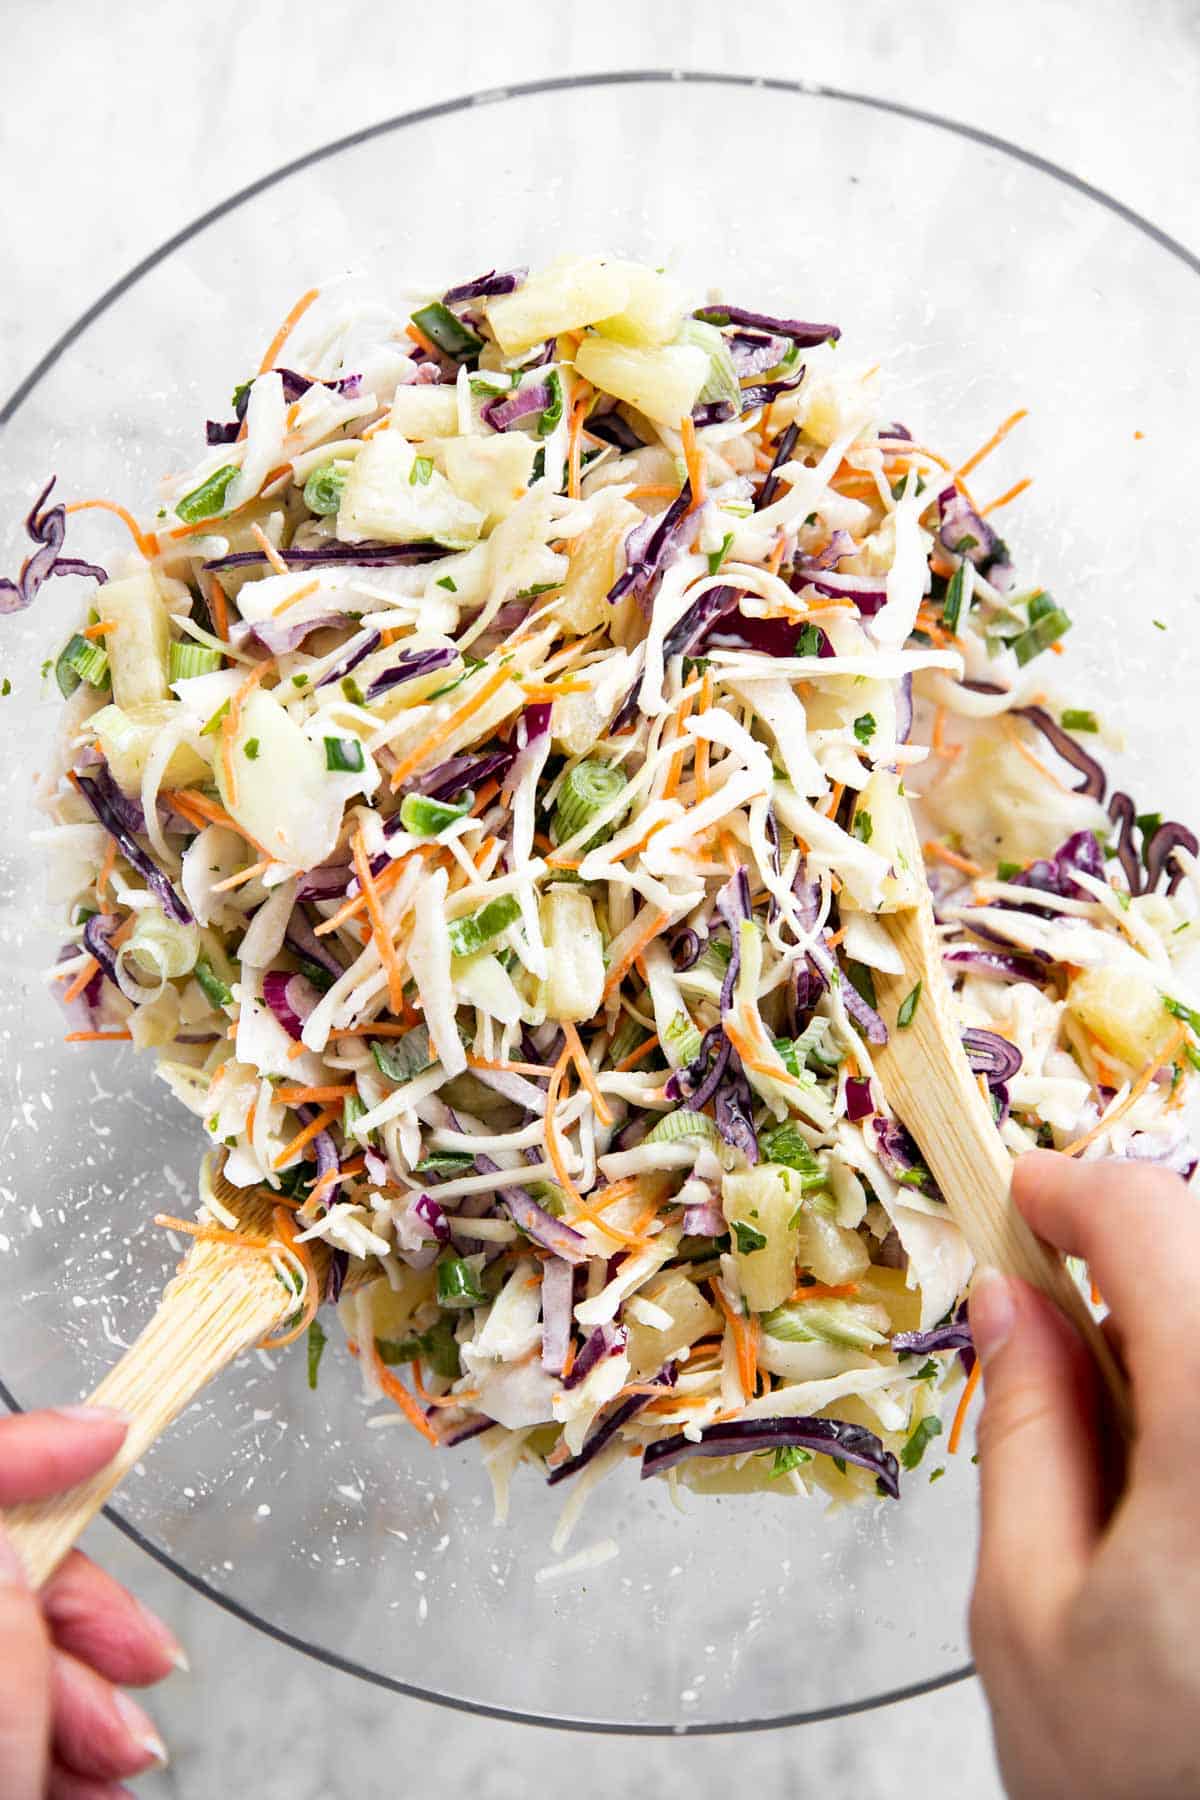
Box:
168 640 223 682
447 893 522 959
761 1300 888 1351
377 1316 461 1378
996 859 1023 881
607 1011 650 1069
411 301 483 361
853 712 876 745
303 461 350 516
370 1026 434 1084
643 1109 722 1150
706 531 734 576
1061 708 1098 733
730 1220 768 1255
200 698 231 737
243 737 261 761
768 1444 813 1477
409 454 435 487
324 736 365 773
897 981 922 1028
901 1415 943 1471
662 1010 702 1067
795 623 824 658
55 634 110 698
553 759 629 847
436 575 458 592
306 1318 327 1389
697 936 732 980
175 464 240 524
436 1255 487 1308
425 655 483 702
675 318 741 415
413 1151 475 1176
400 791 472 838
1012 596 1072 665
342 1092 368 1137
845 961 878 1011
942 560 970 634
537 369 564 437
853 810 873 844
194 956 234 1010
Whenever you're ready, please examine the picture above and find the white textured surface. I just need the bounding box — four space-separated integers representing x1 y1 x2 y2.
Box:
3 3 1198 1794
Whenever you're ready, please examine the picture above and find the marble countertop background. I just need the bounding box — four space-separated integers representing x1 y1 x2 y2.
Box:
2 3 1198 1794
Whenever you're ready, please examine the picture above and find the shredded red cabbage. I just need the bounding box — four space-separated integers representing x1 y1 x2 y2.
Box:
838 967 888 1045
0 478 107 614
480 377 554 433
202 541 445 572
1013 706 1105 800
443 268 526 304
540 1256 574 1376
892 1322 973 1355
961 1028 1022 1085
1144 820 1199 896
586 409 645 452
641 1414 899 1497
730 330 793 376
872 1117 940 1198
943 946 1047 984
755 422 799 510
692 305 841 346
262 970 323 1041
472 1154 588 1264
74 771 192 925
563 1322 627 1390
547 1363 677 1485
937 487 1012 588
313 628 382 690
844 1076 874 1121
365 645 455 703
407 747 517 806
607 482 699 605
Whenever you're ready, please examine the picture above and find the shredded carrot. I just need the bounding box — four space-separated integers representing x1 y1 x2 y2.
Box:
257 287 321 379
1090 1276 1103 1309
981 476 1032 516
325 1018 426 1041
207 575 230 642
824 926 847 951
561 1340 577 1381
313 853 414 937
166 788 275 859
220 659 273 810
259 1206 323 1349
62 957 101 1003
389 663 512 790
956 408 1028 481
64 498 159 561
713 1283 758 1402
1001 719 1069 793
153 1213 269 1251
65 1030 132 1042
662 685 696 801
560 1020 614 1126
520 679 585 703
1062 1023 1189 1156
924 839 986 878
97 837 117 905
694 670 714 801
467 1055 554 1077
248 524 289 578
566 387 591 501
405 321 439 358
603 908 673 1002
625 483 683 500
931 707 963 761
948 1359 983 1454
823 781 845 822
273 1104 342 1170
679 415 706 510
544 1047 585 1208
351 829 405 1015
789 1281 861 1302
81 618 118 641
269 577 321 617
275 1083 354 1105
616 1032 660 1072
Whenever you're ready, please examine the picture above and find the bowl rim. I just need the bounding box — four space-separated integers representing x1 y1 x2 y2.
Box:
2 67 1195 1735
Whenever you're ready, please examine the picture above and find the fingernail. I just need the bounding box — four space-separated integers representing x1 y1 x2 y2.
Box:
51 1404 133 1426
134 1596 189 1672
113 1690 168 1770
0 1534 29 1590
969 1267 1016 1369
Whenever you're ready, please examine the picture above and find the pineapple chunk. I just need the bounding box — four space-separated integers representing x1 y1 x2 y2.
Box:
573 337 709 428
722 1167 800 1313
100 572 172 709
1067 966 1180 1069
483 255 631 355
214 686 346 870
337 431 483 549
625 1270 722 1378
594 264 686 348
341 1270 437 1344
442 434 537 532
558 489 643 635
925 733 1108 868
539 886 604 1022
388 385 461 440
793 1204 871 1286
91 701 211 796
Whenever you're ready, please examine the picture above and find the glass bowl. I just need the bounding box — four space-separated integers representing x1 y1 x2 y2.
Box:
1 72 1197 1735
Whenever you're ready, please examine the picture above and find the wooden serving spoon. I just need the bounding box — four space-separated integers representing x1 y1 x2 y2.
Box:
1 1170 334 1588
868 802 1134 1436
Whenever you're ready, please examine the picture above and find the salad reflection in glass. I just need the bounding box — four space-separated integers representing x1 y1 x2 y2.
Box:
7 254 1197 1527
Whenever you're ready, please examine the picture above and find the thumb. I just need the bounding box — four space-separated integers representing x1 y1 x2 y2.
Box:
0 1529 51 1800
969 1268 1105 1645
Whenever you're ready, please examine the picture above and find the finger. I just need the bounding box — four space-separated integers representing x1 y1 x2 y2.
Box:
50 1651 166 1783
969 1267 1104 1649
47 1769 135 1800
0 1532 52 1800
1012 1150 1200 1402
42 1552 185 1686
0 1409 130 1507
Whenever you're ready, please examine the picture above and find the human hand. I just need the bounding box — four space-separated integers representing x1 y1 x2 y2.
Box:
0 1407 182 1800
969 1150 1200 1799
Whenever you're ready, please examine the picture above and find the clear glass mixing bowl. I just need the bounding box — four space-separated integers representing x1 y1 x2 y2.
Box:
1 72 1197 1734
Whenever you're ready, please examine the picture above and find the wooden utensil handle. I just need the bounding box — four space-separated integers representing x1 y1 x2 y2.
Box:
2 1245 292 1589
877 905 1134 1437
